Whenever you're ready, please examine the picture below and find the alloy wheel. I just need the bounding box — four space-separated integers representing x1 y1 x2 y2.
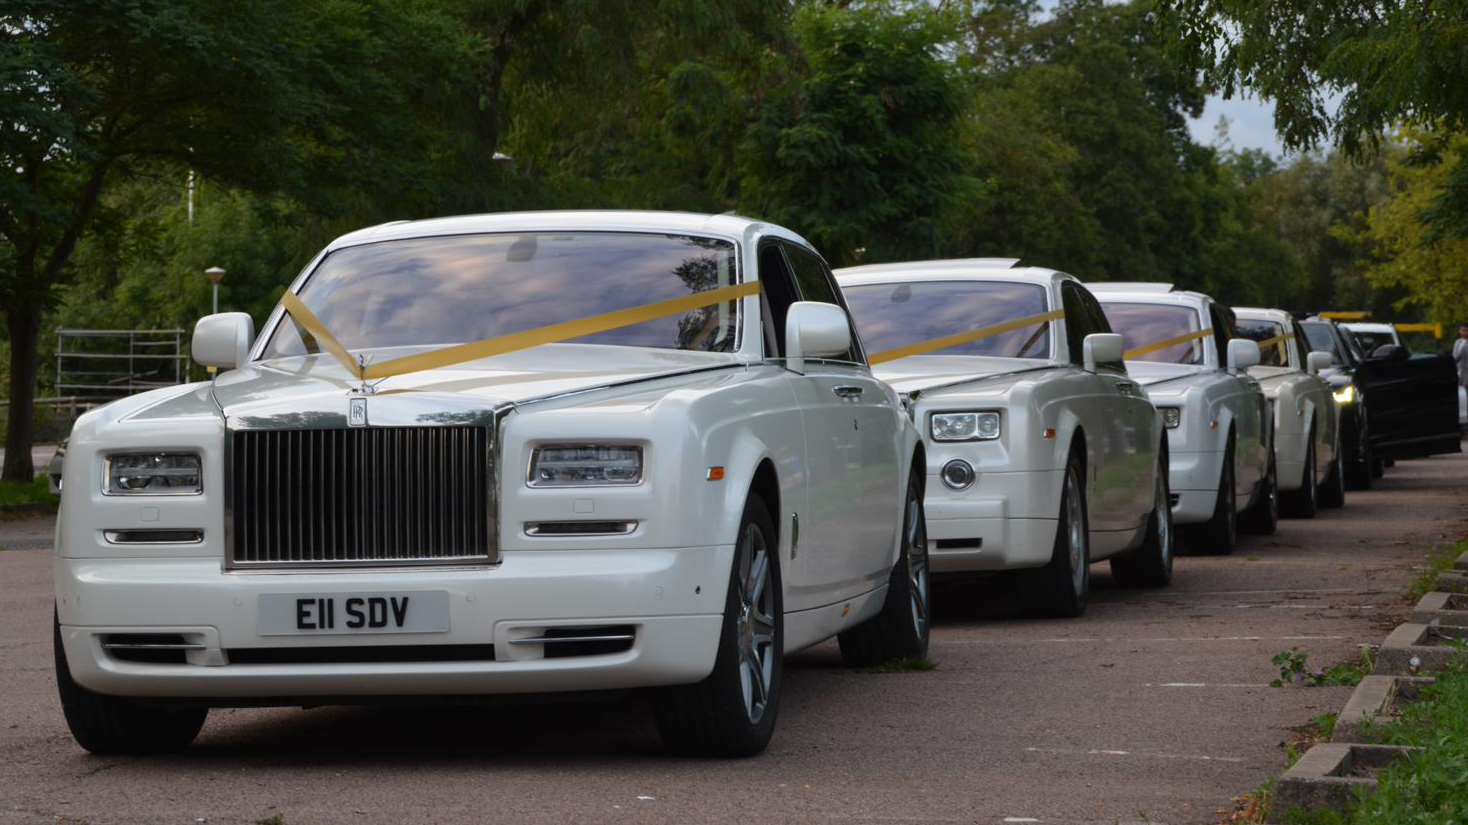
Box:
905 488 930 640
1065 469 1087 595
735 523 776 724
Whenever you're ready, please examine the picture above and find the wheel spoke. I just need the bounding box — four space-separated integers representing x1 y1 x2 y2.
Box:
746 549 769 606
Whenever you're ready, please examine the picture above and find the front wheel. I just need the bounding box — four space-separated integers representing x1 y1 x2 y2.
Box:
55 611 207 754
1319 433 1346 509
1110 452 1173 588
838 465 930 666
1345 407 1373 490
1240 451 1278 535
1184 436 1237 555
653 494 782 757
1026 451 1089 617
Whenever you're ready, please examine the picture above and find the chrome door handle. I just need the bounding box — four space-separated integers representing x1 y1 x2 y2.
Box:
833 385 864 399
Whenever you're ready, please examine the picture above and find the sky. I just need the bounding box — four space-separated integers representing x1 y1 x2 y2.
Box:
1188 94 1286 157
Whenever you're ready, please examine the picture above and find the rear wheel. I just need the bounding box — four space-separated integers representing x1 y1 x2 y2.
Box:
1110 451 1173 588
1026 451 1089 617
54 611 207 754
1184 435 1237 555
1281 430 1318 518
838 465 930 666
654 494 781 757
1240 450 1278 535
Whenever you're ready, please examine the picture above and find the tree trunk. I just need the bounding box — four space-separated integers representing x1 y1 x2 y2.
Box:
3 301 42 482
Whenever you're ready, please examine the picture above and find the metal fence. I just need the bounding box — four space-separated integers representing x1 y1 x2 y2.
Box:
54 328 188 401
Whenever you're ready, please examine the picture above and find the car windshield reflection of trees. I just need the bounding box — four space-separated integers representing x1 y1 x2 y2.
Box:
843 281 1050 358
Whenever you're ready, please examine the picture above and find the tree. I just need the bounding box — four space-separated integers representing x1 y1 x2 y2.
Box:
0 0 479 479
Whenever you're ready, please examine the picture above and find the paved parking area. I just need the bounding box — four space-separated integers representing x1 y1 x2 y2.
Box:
2 453 1464 825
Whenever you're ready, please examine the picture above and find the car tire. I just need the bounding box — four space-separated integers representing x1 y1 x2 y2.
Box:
54 610 207 755
1281 430 1318 518
1184 434 1237 555
1240 449 1278 536
654 493 782 758
1026 450 1089 618
1318 433 1346 509
1345 408 1373 490
1371 458 1385 479
1109 450 1173 588
838 464 930 666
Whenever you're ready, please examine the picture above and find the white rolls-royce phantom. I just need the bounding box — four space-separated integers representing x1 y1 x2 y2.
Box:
1091 284 1272 555
1233 307 1345 516
53 211 928 758
835 260 1172 618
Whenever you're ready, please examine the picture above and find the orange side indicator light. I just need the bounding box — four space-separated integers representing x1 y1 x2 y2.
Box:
1042 428 1057 439
842 603 851 617
706 467 725 481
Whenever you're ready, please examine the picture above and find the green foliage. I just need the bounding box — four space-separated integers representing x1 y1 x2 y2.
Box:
1270 647 1373 688
855 656 938 674
1406 540 1468 604
0 474 57 508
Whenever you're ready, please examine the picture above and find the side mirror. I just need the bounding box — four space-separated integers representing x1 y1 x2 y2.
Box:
192 312 255 370
1371 343 1409 361
1306 351 1333 375
1082 333 1124 371
1226 338 1261 374
785 301 852 375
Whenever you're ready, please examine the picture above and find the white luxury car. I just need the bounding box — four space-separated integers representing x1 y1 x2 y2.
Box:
1234 308 1345 516
1340 321 1404 358
1091 284 1272 554
53 211 929 758
835 260 1172 618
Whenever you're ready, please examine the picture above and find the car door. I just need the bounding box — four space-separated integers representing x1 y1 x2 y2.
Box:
1077 285 1155 531
786 237 898 590
1353 352 1461 459
1059 282 1133 532
1211 304 1266 502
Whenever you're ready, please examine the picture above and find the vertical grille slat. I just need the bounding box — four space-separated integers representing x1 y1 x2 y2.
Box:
230 426 491 567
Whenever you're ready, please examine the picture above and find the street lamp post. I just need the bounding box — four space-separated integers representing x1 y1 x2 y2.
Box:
204 266 225 315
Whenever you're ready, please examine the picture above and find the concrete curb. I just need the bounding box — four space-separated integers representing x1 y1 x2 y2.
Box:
1456 550 1468 572
1408 591 1468 627
1433 572 1468 594
1270 743 1420 819
1331 675 1434 743
1375 623 1468 675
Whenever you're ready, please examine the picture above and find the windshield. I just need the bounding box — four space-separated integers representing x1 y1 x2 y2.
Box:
1099 302 1206 365
261 232 740 359
841 280 1051 359
1235 319 1291 367
1349 330 1398 355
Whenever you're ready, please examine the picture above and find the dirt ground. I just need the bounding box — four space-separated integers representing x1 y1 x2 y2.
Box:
2 452 1464 825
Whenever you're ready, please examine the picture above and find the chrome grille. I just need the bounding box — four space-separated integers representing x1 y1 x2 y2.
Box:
229 427 492 567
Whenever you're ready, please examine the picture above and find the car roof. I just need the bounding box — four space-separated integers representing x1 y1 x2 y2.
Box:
1086 282 1215 306
1340 322 1396 333
833 259 1071 288
1234 307 1293 324
324 210 809 252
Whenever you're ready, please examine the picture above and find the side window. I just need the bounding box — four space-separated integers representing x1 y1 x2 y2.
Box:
782 242 862 364
757 243 800 358
1060 282 1090 365
1291 321 1311 369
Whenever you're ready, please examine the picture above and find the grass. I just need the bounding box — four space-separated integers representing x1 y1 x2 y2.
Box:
1272 648 1468 825
1407 539 1468 603
856 656 937 674
0 474 57 509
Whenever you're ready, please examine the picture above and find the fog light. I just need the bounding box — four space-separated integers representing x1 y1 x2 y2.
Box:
941 459 976 490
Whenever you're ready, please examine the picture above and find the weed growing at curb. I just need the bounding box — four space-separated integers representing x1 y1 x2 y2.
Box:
856 656 937 674
1269 647 1373 688
1407 539 1468 603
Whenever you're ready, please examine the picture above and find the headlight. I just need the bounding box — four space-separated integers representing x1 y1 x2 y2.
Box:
930 411 1001 442
1160 407 1182 429
1333 385 1357 405
529 445 643 487
104 453 202 495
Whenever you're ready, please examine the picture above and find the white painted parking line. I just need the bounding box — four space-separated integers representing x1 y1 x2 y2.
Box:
1025 746 1244 763
1002 818 1041 823
1229 603 1378 610
1146 682 1270 688
1173 587 1386 596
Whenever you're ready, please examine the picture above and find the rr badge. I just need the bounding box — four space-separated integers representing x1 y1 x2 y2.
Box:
349 397 368 427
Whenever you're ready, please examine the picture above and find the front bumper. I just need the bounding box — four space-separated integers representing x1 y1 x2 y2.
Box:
1168 450 1224 524
56 545 731 699
923 468 1060 573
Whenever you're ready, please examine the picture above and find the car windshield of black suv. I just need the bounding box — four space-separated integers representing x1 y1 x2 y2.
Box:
1235 319 1291 367
1098 302 1206 365
261 232 741 359
842 280 1052 359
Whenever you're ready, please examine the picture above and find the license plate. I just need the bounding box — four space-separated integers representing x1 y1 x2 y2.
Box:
257 591 450 636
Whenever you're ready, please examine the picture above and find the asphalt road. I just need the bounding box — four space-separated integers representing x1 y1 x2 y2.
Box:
3 453 1465 825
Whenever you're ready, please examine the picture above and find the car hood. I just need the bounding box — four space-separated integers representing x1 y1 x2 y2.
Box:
1123 361 1215 390
211 344 741 427
871 355 1056 396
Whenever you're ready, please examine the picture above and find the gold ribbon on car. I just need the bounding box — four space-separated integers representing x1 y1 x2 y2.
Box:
1252 332 1295 349
279 282 762 381
1123 327 1213 359
867 309 1066 365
